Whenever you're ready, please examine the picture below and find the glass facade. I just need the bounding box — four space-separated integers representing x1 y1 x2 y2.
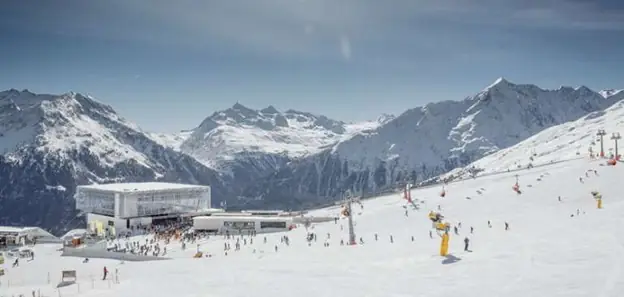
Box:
76 185 211 219
75 190 115 216
131 188 209 217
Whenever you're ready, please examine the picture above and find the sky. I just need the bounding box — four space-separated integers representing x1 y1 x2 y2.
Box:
1 0 623 132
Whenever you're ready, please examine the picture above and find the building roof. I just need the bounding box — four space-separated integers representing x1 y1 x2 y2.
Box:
77 182 210 192
0 226 29 233
0 226 58 239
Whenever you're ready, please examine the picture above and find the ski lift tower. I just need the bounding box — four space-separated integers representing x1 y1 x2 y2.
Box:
611 132 621 160
343 190 358 245
597 130 607 157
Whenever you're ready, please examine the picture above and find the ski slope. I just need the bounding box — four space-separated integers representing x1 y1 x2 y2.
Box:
446 99 624 179
3 158 624 297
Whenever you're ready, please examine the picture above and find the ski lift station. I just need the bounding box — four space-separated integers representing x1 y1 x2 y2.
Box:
75 182 216 236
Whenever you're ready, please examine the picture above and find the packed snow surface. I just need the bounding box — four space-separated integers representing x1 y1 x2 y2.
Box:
3 156 623 297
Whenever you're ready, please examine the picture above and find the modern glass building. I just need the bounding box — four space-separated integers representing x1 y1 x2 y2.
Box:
75 182 211 234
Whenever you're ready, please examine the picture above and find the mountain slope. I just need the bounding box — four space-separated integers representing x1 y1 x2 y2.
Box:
445 96 624 180
179 103 390 169
0 89 228 234
155 103 390 201
240 78 622 208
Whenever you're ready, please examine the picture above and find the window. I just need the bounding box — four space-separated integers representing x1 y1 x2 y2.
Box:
224 221 255 230
260 221 287 229
84 191 115 216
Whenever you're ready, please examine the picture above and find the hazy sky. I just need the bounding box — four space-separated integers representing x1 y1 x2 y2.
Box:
1 0 623 132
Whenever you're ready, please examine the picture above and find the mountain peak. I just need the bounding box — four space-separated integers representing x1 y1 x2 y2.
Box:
485 77 512 90
377 113 395 124
260 105 279 114
232 102 251 110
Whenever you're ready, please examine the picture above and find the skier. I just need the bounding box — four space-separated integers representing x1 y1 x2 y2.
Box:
103 266 108 280
505 222 509 231
464 237 470 251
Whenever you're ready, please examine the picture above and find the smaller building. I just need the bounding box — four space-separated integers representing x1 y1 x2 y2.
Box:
193 216 295 234
0 226 60 248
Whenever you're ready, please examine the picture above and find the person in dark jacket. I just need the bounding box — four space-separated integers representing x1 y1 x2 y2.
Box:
464 237 470 251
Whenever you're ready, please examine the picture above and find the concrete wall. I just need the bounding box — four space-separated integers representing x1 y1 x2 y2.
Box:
61 247 170 262
292 216 335 224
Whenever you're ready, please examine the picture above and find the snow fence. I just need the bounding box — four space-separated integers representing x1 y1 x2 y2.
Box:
61 247 170 262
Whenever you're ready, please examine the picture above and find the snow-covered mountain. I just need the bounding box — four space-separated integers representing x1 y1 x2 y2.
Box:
0 89 228 234
2 78 621 230
240 78 623 208
177 103 389 169
150 103 390 195
599 89 623 98
445 94 624 180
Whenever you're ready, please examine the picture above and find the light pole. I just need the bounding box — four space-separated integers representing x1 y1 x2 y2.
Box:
597 130 607 157
611 132 621 160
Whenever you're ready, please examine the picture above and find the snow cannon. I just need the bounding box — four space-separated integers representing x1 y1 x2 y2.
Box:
591 191 602 200
607 159 617 166
428 211 436 221
591 191 603 209
592 191 603 209
440 232 450 257
428 211 444 223
435 222 451 232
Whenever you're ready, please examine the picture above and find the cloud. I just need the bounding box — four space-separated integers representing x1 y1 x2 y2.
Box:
1 0 622 60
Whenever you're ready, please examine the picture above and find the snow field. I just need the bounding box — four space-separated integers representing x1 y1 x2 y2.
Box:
3 158 624 297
